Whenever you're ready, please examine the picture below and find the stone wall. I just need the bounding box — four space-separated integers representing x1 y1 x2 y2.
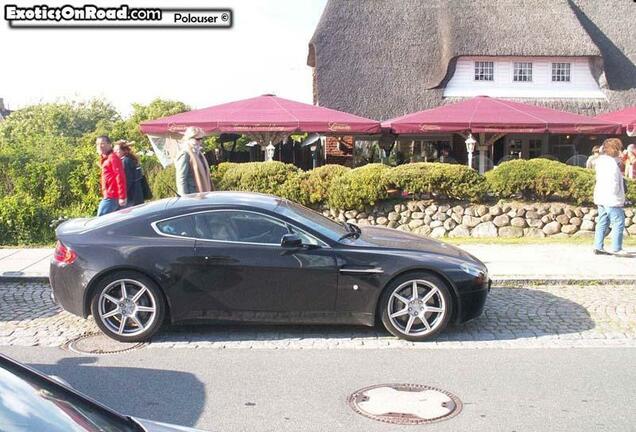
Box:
321 200 636 238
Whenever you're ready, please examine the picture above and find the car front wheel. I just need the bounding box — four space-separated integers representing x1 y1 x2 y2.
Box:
380 273 453 342
91 271 165 342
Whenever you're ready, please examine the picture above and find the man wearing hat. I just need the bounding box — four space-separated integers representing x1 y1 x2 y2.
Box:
175 126 213 195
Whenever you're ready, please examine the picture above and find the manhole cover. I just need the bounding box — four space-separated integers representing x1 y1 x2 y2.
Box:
348 384 462 425
63 333 146 355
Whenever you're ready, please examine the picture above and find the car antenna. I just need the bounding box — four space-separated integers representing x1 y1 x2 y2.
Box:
158 176 181 198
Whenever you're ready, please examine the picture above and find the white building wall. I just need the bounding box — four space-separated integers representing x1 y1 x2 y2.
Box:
443 56 605 99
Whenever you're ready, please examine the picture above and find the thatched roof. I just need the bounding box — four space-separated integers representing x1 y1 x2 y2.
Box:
308 0 635 120
569 0 636 114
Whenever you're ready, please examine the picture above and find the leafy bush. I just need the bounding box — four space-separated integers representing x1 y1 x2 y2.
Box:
328 163 390 210
0 193 55 245
384 162 487 202
216 161 303 199
297 164 350 205
628 179 636 204
149 165 177 199
0 98 191 245
485 159 538 200
210 162 238 187
486 159 597 204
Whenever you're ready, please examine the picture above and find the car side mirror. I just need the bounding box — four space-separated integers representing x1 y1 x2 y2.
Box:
281 233 303 248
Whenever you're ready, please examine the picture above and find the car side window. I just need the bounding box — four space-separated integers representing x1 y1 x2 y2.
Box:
155 215 196 238
194 211 290 244
290 226 322 246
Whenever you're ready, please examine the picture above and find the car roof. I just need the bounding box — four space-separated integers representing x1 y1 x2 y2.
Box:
88 192 284 226
56 192 290 237
168 191 284 212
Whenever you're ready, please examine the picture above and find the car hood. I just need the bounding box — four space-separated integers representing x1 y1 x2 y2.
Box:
132 417 209 432
351 226 482 263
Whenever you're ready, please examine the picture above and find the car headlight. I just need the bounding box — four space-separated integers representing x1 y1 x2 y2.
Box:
460 262 485 277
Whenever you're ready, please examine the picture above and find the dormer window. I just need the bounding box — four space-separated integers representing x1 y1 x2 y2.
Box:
552 63 571 82
474 61 494 81
513 62 532 82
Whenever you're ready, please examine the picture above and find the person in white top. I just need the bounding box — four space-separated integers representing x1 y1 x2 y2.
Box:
593 138 628 256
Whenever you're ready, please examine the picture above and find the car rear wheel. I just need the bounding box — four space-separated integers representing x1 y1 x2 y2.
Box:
91 271 165 342
380 273 453 342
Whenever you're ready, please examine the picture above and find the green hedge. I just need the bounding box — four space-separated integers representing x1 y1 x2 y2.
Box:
215 161 303 202
485 158 626 204
384 162 487 202
0 99 190 245
328 163 391 210
4 132 636 245
297 164 350 205
148 164 177 199
0 193 54 245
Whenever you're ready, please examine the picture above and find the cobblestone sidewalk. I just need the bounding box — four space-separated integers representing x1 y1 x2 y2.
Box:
0 281 634 349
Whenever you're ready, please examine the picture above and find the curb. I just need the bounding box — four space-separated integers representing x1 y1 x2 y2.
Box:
492 278 636 286
0 276 49 283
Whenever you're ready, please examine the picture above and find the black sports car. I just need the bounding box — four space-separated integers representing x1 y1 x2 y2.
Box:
50 192 490 342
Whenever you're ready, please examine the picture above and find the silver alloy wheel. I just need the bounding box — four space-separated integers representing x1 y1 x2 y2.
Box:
97 279 157 337
387 279 446 337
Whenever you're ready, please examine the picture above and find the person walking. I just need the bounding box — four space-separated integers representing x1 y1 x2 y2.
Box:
586 145 601 170
114 140 144 207
175 127 213 195
622 144 636 179
593 138 628 256
96 135 127 216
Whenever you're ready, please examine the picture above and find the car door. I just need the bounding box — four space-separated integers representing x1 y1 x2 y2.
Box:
191 209 338 321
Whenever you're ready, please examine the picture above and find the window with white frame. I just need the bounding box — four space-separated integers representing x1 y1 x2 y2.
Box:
513 62 532 82
552 63 571 82
474 61 494 81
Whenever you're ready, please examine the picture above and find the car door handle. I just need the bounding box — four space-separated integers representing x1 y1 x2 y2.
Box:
339 267 384 274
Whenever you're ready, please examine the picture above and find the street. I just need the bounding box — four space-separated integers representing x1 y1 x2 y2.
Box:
2 345 635 432
1 280 636 431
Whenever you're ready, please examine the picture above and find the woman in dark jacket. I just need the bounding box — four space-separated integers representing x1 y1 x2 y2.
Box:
114 140 144 207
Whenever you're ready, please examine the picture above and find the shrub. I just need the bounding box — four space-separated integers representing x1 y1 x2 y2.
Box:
149 165 177 199
384 162 487 202
297 164 350 205
0 193 55 245
627 178 636 204
210 162 238 187
486 159 596 204
216 161 303 198
328 163 390 210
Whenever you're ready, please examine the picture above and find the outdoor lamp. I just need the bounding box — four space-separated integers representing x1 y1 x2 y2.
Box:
265 142 275 161
465 133 477 169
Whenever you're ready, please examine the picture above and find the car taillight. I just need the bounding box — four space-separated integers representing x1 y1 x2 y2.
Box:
53 241 77 265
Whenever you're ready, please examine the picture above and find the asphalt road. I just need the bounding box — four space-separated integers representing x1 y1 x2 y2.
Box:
2 346 634 432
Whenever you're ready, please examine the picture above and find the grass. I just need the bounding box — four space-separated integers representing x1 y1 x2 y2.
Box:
444 236 636 246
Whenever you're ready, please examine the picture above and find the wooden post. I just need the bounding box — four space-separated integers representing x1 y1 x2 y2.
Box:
478 133 486 174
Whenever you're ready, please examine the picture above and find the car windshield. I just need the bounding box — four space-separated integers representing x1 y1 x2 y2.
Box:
277 199 349 241
0 359 138 432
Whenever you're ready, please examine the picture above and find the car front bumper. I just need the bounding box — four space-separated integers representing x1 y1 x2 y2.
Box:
454 277 490 324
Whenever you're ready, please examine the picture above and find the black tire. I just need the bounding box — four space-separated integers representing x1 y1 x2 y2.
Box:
379 272 453 342
90 270 166 342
